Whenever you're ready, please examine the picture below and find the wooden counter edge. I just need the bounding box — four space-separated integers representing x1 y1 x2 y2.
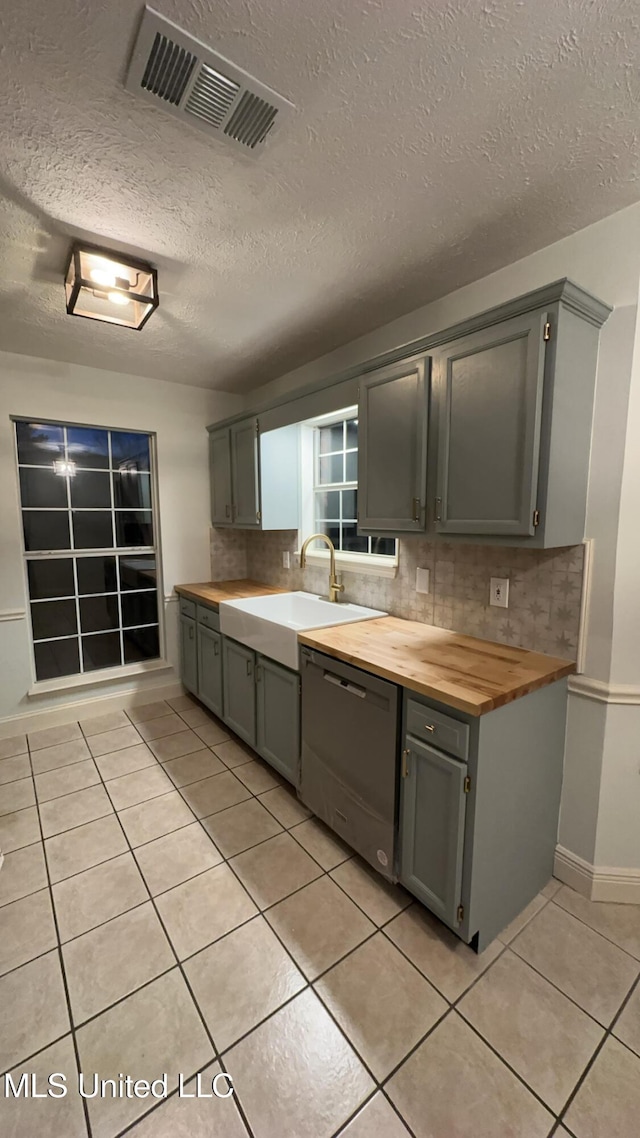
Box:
297 630 576 717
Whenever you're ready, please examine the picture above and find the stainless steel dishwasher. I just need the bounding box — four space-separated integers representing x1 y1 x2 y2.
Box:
299 647 400 881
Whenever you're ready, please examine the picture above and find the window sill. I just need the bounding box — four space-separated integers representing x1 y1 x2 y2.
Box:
299 550 398 579
28 658 173 697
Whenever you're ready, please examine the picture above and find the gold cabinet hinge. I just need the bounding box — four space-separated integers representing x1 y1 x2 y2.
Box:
464 775 471 794
401 748 410 779
434 497 442 522
543 321 551 342
256 510 262 523
457 904 464 922
532 509 540 527
255 418 260 434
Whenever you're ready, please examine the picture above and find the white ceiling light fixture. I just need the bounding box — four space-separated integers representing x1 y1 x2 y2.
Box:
64 243 159 330
125 6 295 156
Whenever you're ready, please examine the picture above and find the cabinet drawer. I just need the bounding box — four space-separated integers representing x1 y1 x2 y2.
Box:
197 604 220 631
406 698 469 761
179 597 196 619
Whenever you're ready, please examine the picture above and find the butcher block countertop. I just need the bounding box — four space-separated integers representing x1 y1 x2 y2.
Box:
174 579 285 608
298 616 575 717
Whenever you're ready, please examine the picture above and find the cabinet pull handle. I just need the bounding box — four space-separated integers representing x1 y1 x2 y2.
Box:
213 641 219 656
246 659 252 677
188 625 194 641
434 497 442 522
424 723 436 732
412 497 421 523
402 748 410 778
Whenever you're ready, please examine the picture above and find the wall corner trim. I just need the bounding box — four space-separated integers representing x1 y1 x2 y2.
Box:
554 844 640 904
568 676 640 704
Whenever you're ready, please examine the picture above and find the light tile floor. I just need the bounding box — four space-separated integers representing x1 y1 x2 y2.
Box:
1 695 640 1138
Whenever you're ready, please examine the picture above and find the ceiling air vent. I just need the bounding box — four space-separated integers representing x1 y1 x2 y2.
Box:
125 6 294 155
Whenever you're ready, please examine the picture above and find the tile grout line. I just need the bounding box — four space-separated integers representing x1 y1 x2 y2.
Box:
75 716 260 1138
23 733 93 1138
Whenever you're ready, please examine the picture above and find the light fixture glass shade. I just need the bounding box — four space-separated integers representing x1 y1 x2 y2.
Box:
65 244 159 330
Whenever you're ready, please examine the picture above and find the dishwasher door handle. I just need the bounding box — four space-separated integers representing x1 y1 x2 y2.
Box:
323 672 367 699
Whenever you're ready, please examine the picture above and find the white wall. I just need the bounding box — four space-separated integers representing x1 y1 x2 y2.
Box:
0 350 241 730
248 201 640 879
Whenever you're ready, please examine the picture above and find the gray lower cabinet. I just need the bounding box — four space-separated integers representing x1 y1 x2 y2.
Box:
197 625 223 718
358 356 429 533
222 637 257 747
256 655 301 786
432 310 547 538
399 737 468 929
179 614 198 695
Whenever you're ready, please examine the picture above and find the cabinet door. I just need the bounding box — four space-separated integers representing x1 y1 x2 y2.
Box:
256 656 300 787
179 615 198 695
399 738 467 929
210 429 233 526
358 357 428 532
433 311 547 536
197 625 223 718
230 418 260 527
222 637 256 746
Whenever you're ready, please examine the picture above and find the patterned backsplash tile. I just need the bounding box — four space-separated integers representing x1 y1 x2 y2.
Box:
211 528 584 660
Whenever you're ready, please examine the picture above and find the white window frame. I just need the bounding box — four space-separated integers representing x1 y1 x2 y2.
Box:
298 407 398 578
13 417 167 692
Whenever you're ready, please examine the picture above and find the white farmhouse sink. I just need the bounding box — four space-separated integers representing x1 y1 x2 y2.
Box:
219 591 386 671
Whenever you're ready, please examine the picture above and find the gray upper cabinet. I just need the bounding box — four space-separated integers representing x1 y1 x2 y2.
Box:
399 736 468 930
433 311 547 537
209 429 233 525
209 418 299 530
179 614 198 695
256 655 301 787
358 357 428 533
222 637 256 747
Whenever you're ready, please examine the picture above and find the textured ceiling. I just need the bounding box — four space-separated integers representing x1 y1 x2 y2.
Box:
1 0 639 392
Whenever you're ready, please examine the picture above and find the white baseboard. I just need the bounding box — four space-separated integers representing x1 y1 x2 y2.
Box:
0 679 186 739
554 844 640 904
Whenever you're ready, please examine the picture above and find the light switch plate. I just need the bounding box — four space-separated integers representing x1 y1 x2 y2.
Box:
490 577 509 608
282 551 291 569
416 567 430 594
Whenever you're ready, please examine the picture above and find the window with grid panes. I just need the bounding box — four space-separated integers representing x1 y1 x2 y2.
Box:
314 413 397 557
15 419 162 682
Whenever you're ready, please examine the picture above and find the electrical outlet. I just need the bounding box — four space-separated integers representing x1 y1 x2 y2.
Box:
416 567 430 594
490 577 509 608
282 551 291 569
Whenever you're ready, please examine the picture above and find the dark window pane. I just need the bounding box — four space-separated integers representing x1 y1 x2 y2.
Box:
66 427 109 469
342 525 367 553
315 490 340 519
28 558 74 600
23 512 70 552
72 511 113 549
79 595 119 633
16 422 64 467
31 600 78 641
370 536 397 556
346 419 358 448
121 590 157 628
119 555 156 591
19 468 68 509
317 523 340 547
82 632 122 672
70 471 112 509
318 454 343 485
345 452 357 481
318 423 343 455
113 472 151 510
34 638 79 681
111 432 150 472
76 556 117 595
115 511 153 547
342 489 357 521
123 625 160 664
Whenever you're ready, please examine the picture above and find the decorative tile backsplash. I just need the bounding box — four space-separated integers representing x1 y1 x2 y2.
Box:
211 528 584 659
